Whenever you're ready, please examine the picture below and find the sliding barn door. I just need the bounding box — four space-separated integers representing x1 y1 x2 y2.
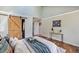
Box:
8 16 22 39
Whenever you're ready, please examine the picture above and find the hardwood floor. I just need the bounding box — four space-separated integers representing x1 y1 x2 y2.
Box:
37 35 79 53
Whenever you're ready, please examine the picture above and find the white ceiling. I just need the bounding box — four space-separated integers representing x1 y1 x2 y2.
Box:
42 6 79 17
0 6 79 18
0 6 42 17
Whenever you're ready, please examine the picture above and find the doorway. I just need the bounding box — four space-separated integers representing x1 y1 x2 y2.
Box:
22 18 25 38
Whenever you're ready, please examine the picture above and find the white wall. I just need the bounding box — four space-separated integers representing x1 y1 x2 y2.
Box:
34 22 39 35
40 10 79 47
0 15 8 37
40 18 51 37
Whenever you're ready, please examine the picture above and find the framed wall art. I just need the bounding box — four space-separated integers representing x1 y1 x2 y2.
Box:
53 20 61 27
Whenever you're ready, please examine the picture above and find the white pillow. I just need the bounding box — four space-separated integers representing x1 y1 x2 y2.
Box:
9 37 18 48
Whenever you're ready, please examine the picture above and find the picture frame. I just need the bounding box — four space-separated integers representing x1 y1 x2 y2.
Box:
53 20 61 27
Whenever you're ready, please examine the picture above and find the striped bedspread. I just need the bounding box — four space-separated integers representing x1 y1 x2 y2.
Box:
0 39 12 53
14 36 65 53
25 37 51 53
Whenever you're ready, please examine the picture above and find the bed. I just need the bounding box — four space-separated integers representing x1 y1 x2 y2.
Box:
13 36 65 53
0 38 12 53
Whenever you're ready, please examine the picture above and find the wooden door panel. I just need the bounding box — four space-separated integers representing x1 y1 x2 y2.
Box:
8 30 22 38
8 16 22 39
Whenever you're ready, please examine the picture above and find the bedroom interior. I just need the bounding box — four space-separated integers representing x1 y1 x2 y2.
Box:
0 6 79 53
